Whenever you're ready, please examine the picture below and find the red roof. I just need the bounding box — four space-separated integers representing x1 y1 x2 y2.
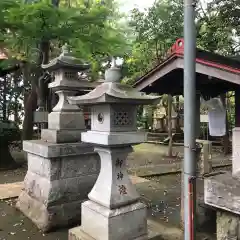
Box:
133 39 240 97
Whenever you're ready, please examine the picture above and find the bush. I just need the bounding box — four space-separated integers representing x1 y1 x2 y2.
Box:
0 120 21 145
0 120 21 169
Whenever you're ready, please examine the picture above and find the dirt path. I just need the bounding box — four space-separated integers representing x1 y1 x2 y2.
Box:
0 199 68 240
0 143 231 239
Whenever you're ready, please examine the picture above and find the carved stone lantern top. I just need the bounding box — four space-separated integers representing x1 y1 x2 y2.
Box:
42 43 90 71
41 44 99 91
68 59 160 106
68 60 160 146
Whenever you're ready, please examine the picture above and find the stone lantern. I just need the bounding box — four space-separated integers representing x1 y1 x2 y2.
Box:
17 44 100 232
40 43 91 143
68 60 160 240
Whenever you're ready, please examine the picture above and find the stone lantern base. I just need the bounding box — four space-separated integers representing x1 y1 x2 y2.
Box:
16 140 100 232
69 201 147 240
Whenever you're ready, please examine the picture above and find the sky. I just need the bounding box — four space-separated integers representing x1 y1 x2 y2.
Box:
119 0 209 13
119 0 156 12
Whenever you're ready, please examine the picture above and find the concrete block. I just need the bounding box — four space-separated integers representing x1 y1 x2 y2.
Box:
23 140 94 158
16 191 83 232
217 211 240 240
79 200 147 240
34 111 48 123
60 154 100 179
41 129 83 143
233 127 240 175
204 171 240 215
23 171 98 205
27 153 61 180
81 131 147 146
48 112 85 130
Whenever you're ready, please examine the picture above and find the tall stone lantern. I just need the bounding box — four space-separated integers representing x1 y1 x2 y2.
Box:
68 60 160 240
41 43 91 142
17 44 100 232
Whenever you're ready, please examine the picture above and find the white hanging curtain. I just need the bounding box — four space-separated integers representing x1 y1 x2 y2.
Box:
202 97 226 137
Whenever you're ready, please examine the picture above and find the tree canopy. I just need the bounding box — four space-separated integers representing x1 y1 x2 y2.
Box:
122 0 239 84
0 0 239 168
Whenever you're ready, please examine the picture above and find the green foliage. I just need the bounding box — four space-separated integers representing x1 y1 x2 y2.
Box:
123 0 239 84
123 0 183 83
1 0 128 75
0 120 21 145
196 0 239 55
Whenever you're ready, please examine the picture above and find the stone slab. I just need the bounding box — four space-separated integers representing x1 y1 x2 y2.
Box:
217 211 240 240
69 219 172 240
48 111 85 130
23 171 98 205
27 153 99 181
49 79 99 89
69 228 147 240
41 129 83 143
82 131 147 146
23 140 94 158
0 182 23 200
16 190 83 232
232 127 240 175
130 176 150 184
0 176 145 201
34 111 48 123
80 200 147 240
204 171 240 214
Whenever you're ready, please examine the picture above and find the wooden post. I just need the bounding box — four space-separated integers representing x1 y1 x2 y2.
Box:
167 94 173 157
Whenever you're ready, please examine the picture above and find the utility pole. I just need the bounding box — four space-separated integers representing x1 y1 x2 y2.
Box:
183 0 197 240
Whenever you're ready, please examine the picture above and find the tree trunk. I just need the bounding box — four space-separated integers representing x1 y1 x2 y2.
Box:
167 94 173 157
13 71 20 123
175 95 182 132
0 143 18 170
22 87 38 140
22 62 39 140
2 76 7 121
22 40 50 140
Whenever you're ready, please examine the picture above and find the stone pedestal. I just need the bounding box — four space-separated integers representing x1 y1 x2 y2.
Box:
69 201 147 240
41 111 85 143
67 60 160 240
69 146 147 240
204 127 240 239
17 140 99 232
196 139 213 176
217 211 240 240
17 44 100 232
232 127 240 175
205 172 240 239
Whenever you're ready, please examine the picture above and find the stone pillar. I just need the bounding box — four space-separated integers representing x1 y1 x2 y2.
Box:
78 146 147 240
68 60 160 240
205 126 240 239
217 211 240 240
196 140 212 176
16 44 100 232
232 127 240 176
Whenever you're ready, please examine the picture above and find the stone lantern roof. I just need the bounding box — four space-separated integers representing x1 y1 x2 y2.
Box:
68 59 160 106
41 43 90 71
